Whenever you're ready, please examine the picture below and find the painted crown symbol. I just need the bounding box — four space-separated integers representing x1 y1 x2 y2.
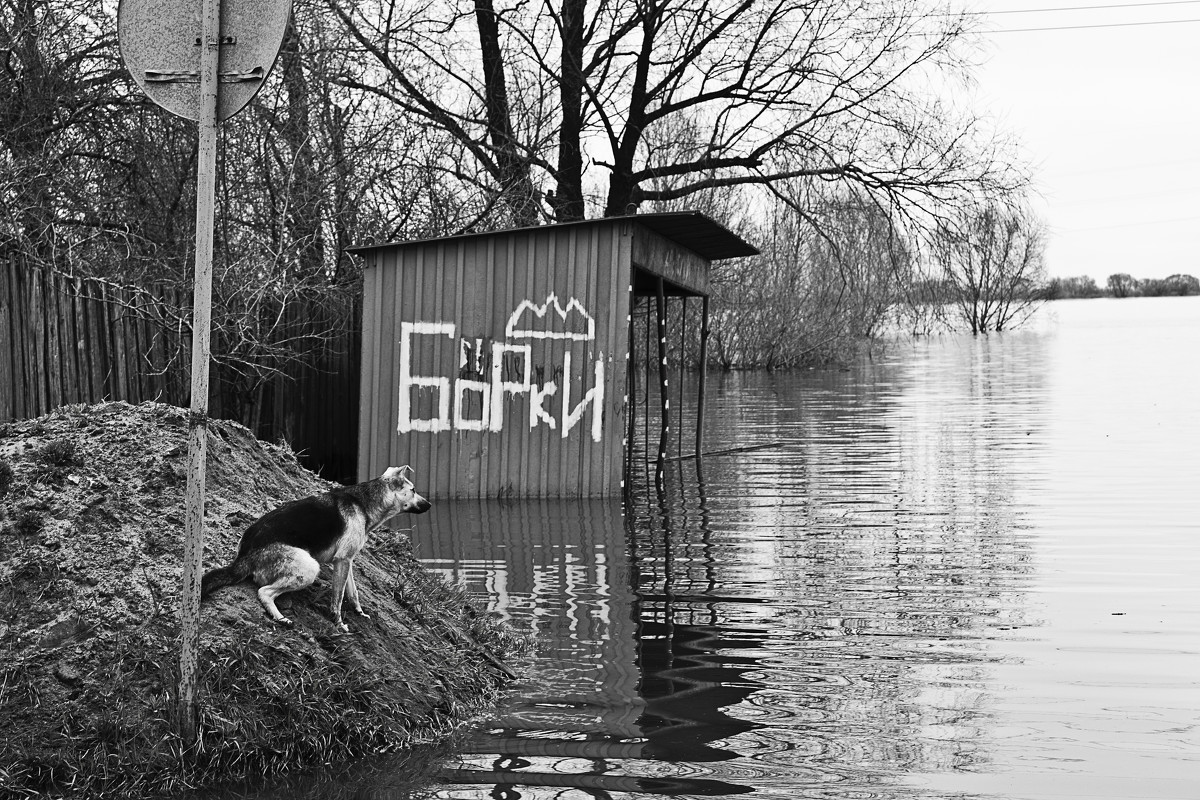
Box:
505 294 596 341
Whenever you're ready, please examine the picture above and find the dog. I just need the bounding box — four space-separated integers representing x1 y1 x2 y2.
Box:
201 465 431 631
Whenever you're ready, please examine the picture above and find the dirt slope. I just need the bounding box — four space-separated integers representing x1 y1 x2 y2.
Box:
0 402 522 799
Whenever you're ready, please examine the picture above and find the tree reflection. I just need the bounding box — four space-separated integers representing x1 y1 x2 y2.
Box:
410 336 1048 798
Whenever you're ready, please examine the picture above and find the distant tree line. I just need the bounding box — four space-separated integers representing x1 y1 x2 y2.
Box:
1044 273 1200 300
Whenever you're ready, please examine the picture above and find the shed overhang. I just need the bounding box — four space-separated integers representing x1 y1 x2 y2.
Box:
348 211 758 276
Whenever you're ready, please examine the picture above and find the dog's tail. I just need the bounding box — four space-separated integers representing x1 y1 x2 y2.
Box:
201 557 253 602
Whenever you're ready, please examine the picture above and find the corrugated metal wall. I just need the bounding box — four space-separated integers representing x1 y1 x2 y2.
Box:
358 220 632 498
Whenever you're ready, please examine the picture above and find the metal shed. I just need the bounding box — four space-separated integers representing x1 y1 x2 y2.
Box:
351 211 757 498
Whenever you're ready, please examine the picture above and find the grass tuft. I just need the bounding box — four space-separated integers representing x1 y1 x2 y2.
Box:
33 439 80 468
25 438 82 484
0 458 13 499
9 508 44 538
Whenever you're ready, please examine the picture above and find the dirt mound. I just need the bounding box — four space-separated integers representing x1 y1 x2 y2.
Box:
0 402 524 799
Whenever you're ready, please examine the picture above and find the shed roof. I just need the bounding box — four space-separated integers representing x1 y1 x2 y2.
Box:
346 210 759 262
632 211 759 260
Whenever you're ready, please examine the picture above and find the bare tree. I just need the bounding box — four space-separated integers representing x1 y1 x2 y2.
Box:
330 0 1026 226
1107 273 1138 298
934 202 1046 334
700 191 913 369
5 0 1043 403
0 0 150 266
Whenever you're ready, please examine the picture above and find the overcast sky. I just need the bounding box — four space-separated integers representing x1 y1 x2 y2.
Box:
966 1 1200 282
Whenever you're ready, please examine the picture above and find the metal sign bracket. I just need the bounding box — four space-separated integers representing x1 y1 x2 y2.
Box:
144 66 264 84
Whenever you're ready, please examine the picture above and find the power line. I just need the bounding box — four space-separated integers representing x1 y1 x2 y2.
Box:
1053 186 1199 206
882 3 1200 32
1057 214 1200 233
912 0 1200 18
991 16 1200 32
1054 157 1200 178
980 0 1200 15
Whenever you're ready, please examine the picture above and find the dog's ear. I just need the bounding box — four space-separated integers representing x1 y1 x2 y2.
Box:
382 465 414 483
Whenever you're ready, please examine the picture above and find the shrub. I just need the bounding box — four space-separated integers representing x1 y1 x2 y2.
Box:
11 509 44 537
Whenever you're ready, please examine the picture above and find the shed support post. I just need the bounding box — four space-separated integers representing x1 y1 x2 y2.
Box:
624 288 637 497
655 278 669 488
696 295 710 462
678 296 686 459
643 297 651 490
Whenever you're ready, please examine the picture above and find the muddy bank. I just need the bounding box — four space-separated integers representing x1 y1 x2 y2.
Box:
0 402 525 799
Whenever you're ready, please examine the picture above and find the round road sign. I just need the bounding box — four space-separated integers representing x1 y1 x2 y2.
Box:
118 0 291 121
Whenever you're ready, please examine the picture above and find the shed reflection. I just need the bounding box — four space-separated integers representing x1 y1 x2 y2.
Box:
413 498 756 795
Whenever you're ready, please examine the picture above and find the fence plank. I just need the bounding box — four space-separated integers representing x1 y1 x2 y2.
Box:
142 289 163 402
77 277 98 404
58 272 79 404
44 269 63 409
128 290 147 401
9 261 31 418
28 267 46 415
0 261 13 420
67 277 84 403
110 283 130 401
85 279 105 402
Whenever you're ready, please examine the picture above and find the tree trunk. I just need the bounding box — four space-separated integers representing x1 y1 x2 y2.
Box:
553 0 585 222
474 0 539 226
278 18 326 277
605 170 643 217
603 0 657 218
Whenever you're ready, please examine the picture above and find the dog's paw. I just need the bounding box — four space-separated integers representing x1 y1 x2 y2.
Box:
336 620 350 633
354 607 371 619
275 616 294 627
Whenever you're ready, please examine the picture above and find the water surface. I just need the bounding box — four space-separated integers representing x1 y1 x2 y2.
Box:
415 296 1200 799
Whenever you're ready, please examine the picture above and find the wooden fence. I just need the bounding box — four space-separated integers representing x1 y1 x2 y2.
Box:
0 260 361 482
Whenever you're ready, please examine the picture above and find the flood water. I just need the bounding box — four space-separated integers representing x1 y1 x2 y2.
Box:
403 296 1200 800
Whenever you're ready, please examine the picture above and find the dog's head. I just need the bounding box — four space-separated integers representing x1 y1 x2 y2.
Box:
381 465 431 514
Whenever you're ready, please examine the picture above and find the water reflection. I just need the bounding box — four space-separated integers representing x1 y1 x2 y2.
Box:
412 332 1054 798
191 744 449 800
415 298 1200 800
415 500 754 796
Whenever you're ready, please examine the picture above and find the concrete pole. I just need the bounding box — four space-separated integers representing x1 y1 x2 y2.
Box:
176 0 221 744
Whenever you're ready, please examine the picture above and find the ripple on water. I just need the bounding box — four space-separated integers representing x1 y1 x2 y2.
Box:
417 299 1200 800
